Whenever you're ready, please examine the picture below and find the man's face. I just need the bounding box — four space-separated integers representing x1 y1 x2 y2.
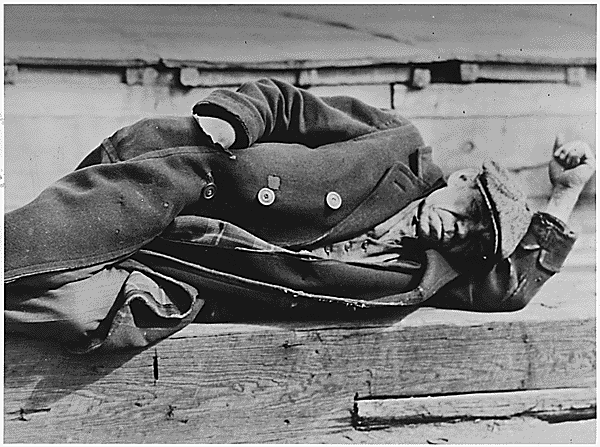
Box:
417 169 491 256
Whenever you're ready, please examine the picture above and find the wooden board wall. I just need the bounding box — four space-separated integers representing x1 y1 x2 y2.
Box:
394 83 596 198
4 68 596 212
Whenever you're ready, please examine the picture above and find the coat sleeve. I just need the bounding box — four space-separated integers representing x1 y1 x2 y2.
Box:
4 148 215 282
192 78 407 149
428 212 577 312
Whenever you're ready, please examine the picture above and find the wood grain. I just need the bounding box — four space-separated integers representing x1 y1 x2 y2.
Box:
5 264 595 443
180 68 296 88
299 65 410 87
477 64 568 83
298 417 596 444
5 5 596 67
357 388 596 424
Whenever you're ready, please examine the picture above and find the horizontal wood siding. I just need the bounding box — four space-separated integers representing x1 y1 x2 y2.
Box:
4 69 232 210
395 83 596 198
4 68 596 212
307 84 393 109
393 83 595 117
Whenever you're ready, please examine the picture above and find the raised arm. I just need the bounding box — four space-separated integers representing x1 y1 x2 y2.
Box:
192 78 405 149
430 138 594 312
545 136 595 223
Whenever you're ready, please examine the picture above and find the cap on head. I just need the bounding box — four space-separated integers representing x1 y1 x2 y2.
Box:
475 160 533 259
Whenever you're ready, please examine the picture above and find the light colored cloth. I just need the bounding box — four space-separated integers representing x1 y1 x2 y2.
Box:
5 265 131 346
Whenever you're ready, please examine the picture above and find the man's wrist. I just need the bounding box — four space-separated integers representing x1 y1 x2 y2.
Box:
544 184 584 224
550 184 585 203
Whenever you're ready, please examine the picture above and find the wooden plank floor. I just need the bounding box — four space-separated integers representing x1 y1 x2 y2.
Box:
4 202 595 443
5 271 595 442
307 417 597 444
357 388 596 425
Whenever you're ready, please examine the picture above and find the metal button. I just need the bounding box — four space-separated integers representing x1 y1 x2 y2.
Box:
325 191 342 210
257 187 276 206
202 183 217 200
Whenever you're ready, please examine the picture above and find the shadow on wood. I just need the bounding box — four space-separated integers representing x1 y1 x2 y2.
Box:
4 202 594 442
4 336 142 415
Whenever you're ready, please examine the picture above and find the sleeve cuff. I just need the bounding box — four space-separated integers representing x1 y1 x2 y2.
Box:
193 90 264 149
529 212 577 273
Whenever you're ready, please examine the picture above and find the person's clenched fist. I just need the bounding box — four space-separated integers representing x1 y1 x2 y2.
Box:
549 134 596 190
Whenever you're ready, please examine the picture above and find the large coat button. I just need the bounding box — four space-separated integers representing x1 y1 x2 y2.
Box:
257 187 276 206
325 191 342 210
202 183 217 200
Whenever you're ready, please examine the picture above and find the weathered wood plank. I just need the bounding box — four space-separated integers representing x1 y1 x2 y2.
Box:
4 64 18 84
179 65 411 88
477 64 568 83
394 83 595 118
395 84 596 197
307 84 392 109
4 114 140 211
5 68 596 213
566 67 589 86
299 65 410 87
5 84 181 117
180 68 296 87
411 114 595 197
5 5 596 69
5 265 595 443
4 321 595 442
9 66 123 86
357 388 596 425
321 417 596 444
4 82 238 119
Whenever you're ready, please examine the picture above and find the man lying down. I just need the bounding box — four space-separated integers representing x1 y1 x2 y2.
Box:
5 79 595 353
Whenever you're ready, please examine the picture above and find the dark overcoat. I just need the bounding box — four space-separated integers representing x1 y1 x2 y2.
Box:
4 79 575 351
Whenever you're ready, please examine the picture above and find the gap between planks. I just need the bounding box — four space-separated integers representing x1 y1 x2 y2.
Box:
355 387 596 427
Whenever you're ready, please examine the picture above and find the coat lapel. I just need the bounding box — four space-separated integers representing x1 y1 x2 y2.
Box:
294 160 444 249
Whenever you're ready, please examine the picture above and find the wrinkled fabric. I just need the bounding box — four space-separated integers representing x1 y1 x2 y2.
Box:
5 121 441 281
5 79 577 352
427 212 577 311
309 199 421 262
